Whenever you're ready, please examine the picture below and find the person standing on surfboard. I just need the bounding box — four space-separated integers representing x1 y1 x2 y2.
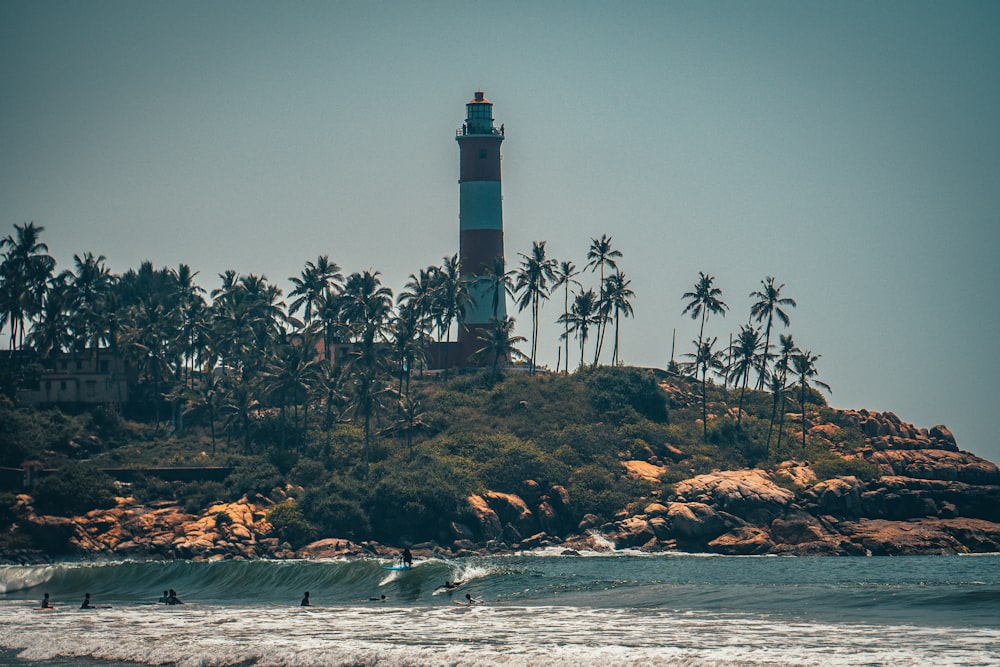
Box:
300 592 312 606
402 548 413 568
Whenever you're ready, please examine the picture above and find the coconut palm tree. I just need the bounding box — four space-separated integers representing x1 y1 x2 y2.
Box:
728 324 764 426
480 255 516 322
558 288 600 370
431 255 472 375
471 315 527 374
791 349 831 449
603 270 635 366
749 276 796 389
551 260 580 374
769 334 798 454
683 336 726 442
391 300 426 401
585 234 622 365
681 272 728 364
0 222 55 351
341 270 394 479
288 255 343 329
514 241 556 374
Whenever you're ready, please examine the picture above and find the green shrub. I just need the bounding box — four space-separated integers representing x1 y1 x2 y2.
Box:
584 367 668 422
267 500 317 548
225 461 283 498
812 455 880 482
32 463 117 516
300 487 371 541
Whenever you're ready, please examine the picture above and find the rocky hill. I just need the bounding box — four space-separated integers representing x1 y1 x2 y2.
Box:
5 379 998 562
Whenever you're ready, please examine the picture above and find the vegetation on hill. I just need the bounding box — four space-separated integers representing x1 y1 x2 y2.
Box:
0 364 874 551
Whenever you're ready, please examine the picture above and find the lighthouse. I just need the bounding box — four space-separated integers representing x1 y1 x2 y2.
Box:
456 90 506 364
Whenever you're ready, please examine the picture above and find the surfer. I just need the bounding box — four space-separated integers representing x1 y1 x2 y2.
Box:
80 593 95 609
401 548 413 568
166 589 184 605
465 593 483 605
300 591 312 606
438 581 463 592
369 595 387 602
158 590 170 604
39 593 51 609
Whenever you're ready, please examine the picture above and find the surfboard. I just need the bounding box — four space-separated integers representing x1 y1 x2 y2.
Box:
381 564 412 571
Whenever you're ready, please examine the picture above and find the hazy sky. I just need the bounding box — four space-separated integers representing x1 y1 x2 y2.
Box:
2 1 998 463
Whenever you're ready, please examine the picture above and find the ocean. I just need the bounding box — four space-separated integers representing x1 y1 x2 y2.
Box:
1 547 997 666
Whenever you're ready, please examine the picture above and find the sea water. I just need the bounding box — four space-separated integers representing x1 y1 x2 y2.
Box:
0 550 997 666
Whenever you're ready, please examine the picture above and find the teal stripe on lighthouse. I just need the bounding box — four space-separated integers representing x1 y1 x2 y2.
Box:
459 181 503 231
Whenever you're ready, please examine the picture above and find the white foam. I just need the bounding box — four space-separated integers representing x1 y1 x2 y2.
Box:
1 599 996 666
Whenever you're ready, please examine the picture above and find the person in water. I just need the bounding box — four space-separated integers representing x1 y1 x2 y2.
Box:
39 593 51 609
80 593 95 609
166 588 183 605
401 548 413 567
465 593 483 605
300 591 312 606
158 590 170 604
369 595 387 602
439 581 463 591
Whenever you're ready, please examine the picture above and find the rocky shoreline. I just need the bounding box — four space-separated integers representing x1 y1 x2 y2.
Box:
4 409 1000 564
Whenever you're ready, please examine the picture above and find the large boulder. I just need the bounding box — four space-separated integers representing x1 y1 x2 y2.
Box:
674 470 795 523
868 449 999 485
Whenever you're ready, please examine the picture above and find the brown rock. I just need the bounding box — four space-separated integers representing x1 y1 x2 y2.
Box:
708 526 773 555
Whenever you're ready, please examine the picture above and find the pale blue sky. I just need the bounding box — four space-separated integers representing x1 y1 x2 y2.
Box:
2 1 998 463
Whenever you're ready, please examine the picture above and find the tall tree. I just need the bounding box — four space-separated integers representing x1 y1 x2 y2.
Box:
551 260 580 375
603 270 635 366
432 255 472 375
514 241 556 374
749 276 796 389
683 337 725 442
288 255 342 329
0 222 55 351
728 324 764 426
585 234 622 365
480 255 516 322
341 270 394 479
558 288 600 370
681 271 727 371
472 315 527 375
769 334 798 454
791 349 832 449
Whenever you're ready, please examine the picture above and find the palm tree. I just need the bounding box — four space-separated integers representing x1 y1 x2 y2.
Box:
514 241 556 374
432 255 472 375
551 260 580 374
341 270 394 479
603 270 635 366
585 234 622 365
791 349 832 449
471 315 527 374
728 324 764 426
769 334 798 454
28 273 74 358
681 272 728 364
66 252 116 356
749 277 796 389
288 255 342 329
398 396 425 459
391 300 426 401
265 332 322 448
683 337 725 442
480 255 516 322
0 222 55 351
558 288 600 370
